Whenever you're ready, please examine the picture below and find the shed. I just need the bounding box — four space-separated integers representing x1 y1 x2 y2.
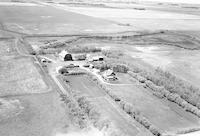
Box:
56 66 68 74
86 54 104 62
59 50 73 61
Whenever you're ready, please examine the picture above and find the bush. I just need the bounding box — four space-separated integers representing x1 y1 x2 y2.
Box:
142 67 200 109
92 61 111 71
73 54 86 60
112 64 129 73
41 41 66 49
67 45 101 53
143 77 200 117
149 125 161 136
136 75 146 83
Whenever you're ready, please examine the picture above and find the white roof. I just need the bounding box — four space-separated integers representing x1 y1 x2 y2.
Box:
59 50 69 58
56 66 63 73
103 69 115 77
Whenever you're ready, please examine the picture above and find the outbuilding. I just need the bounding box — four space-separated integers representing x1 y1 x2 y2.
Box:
56 66 68 74
86 54 104 62
59 50 73 61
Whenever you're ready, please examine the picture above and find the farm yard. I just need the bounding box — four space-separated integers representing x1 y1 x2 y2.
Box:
1 0 200 136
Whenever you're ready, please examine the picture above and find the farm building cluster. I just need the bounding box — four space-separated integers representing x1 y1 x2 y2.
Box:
57 49 118 81
58 50 104 62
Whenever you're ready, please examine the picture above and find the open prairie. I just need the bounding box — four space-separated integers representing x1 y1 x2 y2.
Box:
0 91 70 136
0 2 130 34
53 3 200 31
0 57 49 96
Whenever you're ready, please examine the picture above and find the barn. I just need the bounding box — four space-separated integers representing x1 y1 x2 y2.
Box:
59 50 73 61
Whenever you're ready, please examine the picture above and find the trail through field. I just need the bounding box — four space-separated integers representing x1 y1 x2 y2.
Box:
178 131 200 136
55 127 103 136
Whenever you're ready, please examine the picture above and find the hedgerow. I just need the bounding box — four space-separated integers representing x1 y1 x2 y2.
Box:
85 73 162 136
140 68 200 109
92 61 129 73
66 45 101 53
128 71 200 118
60 76 121 133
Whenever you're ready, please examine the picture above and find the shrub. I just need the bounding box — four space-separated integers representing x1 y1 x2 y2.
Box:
112 64 129 73
67 45 101 53
124 103 133 114
142 67 200 109
41 41 66 49
149 125 161 136
136 75 146 83
73 54 86 60
143 76 200 117
92 61 111 71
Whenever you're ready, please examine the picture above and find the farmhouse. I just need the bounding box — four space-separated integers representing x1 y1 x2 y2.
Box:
59 50 73 61
102 69 117 81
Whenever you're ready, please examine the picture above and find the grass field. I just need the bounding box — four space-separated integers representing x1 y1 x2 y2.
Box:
0 56 49 96
57 4 200 31
0 39 17 57
0 91 70 136
63 75 152 136
66 75 106 98
107 84 200 133
0 2 130 34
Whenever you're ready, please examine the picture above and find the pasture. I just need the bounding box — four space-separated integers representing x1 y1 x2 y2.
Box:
0 56 49 96
0 39 17 57
63 75 152 136
0 91 70 136
0 2 130 34
107 84 200 133
59 3 200 31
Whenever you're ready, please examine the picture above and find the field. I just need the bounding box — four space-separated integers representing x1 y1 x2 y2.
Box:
63 75 152 136
0 91 70 136
0 2 131 34
0 56 50 96
54 4 200 31
0 39 17 57
107 84 200 133
1 0 200 136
